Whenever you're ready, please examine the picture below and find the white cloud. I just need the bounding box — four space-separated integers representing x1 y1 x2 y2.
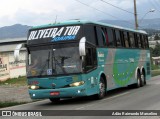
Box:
0 0 158 27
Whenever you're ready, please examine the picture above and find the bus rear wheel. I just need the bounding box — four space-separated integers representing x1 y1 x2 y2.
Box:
49 98 60 103
95 77 106 99
135 72 141 88
140 72 146 87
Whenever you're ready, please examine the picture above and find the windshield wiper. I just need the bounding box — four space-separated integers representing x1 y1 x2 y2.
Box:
53 56 71 74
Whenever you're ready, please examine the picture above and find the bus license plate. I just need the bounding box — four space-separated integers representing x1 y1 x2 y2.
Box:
50 91 60 96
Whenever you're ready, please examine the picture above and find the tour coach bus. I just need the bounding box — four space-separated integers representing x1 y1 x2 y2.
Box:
14 20 151 102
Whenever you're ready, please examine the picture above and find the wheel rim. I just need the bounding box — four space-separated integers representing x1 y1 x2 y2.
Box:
137 78 140 87
99 81 105 97
141 74 144 85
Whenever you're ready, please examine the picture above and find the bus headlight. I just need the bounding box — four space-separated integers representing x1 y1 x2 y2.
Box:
69 81 85 87
29 85 39 90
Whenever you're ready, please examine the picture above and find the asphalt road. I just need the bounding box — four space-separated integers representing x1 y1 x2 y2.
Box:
1 76 160 119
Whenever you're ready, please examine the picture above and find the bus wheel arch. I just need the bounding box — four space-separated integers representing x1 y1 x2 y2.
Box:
101 73 107 91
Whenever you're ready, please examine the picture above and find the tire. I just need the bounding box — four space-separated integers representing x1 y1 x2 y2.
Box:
141 72 146 86
49 98 60 103
135 72 141 88
95 77 106 99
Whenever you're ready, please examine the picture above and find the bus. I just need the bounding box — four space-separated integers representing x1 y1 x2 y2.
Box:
14 20 151 102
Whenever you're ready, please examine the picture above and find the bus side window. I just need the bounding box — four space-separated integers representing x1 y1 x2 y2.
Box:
114 29 122 47
104 28 109 46
85 47 97 71
101 28 107 46
120 31 125 47
129 32 135 48
141 35 145 49
96 26 104 47
84 25 97 45
123 32 130 48
94 26 99 46
145 35 149 48
137 34 142 48
107 28 114 47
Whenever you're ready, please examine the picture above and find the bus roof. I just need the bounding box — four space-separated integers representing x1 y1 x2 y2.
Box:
31 20 147 34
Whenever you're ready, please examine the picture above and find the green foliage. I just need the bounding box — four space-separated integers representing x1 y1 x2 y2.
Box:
151 64 160 70
151 70 160 77
150 42 160 57
0 76 27 86
0 101 26 108
154 34 160 40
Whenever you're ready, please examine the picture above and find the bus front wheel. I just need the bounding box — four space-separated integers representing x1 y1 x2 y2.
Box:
95 77 106 99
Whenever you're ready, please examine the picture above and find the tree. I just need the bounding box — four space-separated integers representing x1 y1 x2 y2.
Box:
154 34 160 40
152 42 160 56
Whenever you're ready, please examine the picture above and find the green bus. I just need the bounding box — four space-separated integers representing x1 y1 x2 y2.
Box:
14 20 151 102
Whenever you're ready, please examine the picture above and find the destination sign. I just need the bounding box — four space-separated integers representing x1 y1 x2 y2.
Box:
28 26 81 42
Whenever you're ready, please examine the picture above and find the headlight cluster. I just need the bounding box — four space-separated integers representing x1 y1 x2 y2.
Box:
28 85 39 90
69 81 85 87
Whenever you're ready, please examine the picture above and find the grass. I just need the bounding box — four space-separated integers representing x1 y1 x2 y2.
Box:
0 76 27 86
0 101 27 108
151 70 160 77
151 64 160 70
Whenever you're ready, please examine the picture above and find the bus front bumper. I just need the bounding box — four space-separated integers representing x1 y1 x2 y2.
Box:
29 86 87 99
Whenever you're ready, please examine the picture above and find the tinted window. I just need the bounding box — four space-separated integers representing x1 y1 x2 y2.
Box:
129 32 135 48
107 28 114 47
123 32 130 48
145 35 149 48
101 28 107 46
84 25 96 45
96 27 104 47
137 34 141 48
85 47 97 71
141 35 145 49
114 30 122 47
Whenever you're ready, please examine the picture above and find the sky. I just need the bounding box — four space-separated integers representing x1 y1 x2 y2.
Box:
0 0 160 27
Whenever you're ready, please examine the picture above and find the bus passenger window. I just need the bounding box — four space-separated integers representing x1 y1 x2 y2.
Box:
129 33 135 48
137 34 141 48
107 28 114 47
101 28 107 46
145 35 149 48
84 25 97 45
141 35 145 49
114 30 122 47
96 27 104 47
104 30 109 46
123 32 129 48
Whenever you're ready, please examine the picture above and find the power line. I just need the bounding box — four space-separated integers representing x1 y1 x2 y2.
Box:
74 0 134 26
154 0 160 8
148 0 160 13
100 0 134 15
75 0 119 20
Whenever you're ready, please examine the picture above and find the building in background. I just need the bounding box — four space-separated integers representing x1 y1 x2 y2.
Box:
149 40 160 48
152 56 160 66
0 38 26 81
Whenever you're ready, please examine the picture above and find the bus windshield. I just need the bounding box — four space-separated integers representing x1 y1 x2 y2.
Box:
27 46 82 77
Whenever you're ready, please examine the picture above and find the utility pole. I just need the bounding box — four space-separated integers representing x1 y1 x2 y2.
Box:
134 0 138 30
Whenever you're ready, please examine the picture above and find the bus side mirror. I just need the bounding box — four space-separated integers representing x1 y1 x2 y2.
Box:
79 37 86 56
14 43 26 61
